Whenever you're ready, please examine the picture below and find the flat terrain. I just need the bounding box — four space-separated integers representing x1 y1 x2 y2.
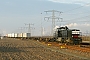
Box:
0 38 89 60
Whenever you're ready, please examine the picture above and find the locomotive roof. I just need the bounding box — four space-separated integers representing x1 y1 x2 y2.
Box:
57 28 80 31
57 26 68 30
56 26 80 31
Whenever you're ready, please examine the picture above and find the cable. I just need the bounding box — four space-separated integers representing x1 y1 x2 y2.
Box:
71 15 89 20
62 3 90 23
64 3 90 13
63 11 90 16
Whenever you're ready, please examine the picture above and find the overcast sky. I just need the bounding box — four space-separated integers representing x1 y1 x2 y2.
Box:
0 0 90 36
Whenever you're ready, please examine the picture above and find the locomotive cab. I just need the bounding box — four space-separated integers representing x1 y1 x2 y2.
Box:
71 29 82 44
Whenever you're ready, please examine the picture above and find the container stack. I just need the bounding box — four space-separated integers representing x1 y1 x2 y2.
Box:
7 33 31 38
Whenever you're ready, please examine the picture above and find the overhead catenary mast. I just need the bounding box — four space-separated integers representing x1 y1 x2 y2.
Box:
44 10 62 36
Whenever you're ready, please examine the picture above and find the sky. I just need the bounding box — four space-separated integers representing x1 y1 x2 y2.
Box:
0 0 90 36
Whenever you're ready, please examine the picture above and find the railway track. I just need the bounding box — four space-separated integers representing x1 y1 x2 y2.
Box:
39 41 90 60
42 41 90 53
66 45 90 52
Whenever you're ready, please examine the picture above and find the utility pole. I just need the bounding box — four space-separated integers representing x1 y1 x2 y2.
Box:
44 10 62 36
25 23 34 33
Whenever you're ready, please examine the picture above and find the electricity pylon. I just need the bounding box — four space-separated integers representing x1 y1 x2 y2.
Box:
25 23 34 33
44 10 62 36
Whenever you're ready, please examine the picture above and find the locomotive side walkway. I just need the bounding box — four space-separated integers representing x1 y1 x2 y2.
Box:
0 38 89 60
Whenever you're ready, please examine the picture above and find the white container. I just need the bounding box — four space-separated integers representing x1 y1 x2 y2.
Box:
11 33 15 37
18 33 23 37
7 34 9 37
8 34 12 37
15 33 18 37
23 33 31 37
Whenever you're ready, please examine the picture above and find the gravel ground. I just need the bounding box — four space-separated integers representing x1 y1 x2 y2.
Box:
0 38 89 60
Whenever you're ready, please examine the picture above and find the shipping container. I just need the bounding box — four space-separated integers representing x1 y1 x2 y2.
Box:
11 33 15 37
15 33 18 37
18 33 23 37
8 34 12 37
23 33 31 37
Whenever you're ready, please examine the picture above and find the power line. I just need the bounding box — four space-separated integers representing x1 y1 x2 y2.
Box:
64 3 90 13
62 3 90 23
64 6 83 13
65 14 90 22
63 11 90 16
